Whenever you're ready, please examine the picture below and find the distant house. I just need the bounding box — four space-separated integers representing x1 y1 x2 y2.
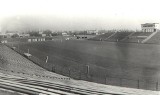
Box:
28 39 31 42
42 34 46 37
0 34 7 38
6 32 15 38
95 32 99 35
19 34 30 37
1 40 7 43
39 31 43 34
87 30 98 34
62 32 68 36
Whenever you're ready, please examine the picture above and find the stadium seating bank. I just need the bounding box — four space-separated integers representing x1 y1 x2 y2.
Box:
89 32 160 44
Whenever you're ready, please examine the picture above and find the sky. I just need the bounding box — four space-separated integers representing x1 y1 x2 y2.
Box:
0 0 160 32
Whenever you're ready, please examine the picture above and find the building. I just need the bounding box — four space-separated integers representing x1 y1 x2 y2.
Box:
87 30 98 34
62 32 68 36
19 34 30 37
0 33 6 38
42 34 46 37
141 23 159 32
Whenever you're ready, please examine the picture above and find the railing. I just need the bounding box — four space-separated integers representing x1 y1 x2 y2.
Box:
4 43 160 91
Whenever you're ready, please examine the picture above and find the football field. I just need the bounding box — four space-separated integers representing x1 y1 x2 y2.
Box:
11 40 160 90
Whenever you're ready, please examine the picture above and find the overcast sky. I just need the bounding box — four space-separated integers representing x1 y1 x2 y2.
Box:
0 0 160 32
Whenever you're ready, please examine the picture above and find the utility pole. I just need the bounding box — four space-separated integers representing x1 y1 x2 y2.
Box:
86 65 89 77
52 65 55 72
69 68 71 77
28 49 29 54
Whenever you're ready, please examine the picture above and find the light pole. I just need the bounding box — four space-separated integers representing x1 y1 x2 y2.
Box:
86 65 89 77
46 56 48 63
69 68 71 78
28 49 29 54
52 64 55 72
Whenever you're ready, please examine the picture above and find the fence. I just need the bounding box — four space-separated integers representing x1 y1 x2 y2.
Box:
5 43 160 91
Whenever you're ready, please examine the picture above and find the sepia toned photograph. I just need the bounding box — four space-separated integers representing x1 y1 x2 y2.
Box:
0 0 160 95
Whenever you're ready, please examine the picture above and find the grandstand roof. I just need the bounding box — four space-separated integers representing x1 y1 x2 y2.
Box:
141 23 159 25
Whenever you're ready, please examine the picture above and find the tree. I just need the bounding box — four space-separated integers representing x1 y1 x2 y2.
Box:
29 31 41 37
43 30 52 36
11 34 19 38
51 32 58 36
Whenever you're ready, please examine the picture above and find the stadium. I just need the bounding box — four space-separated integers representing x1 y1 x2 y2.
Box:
0 23 160 95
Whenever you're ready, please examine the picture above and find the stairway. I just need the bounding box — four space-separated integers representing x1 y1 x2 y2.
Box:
141 32 157 43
